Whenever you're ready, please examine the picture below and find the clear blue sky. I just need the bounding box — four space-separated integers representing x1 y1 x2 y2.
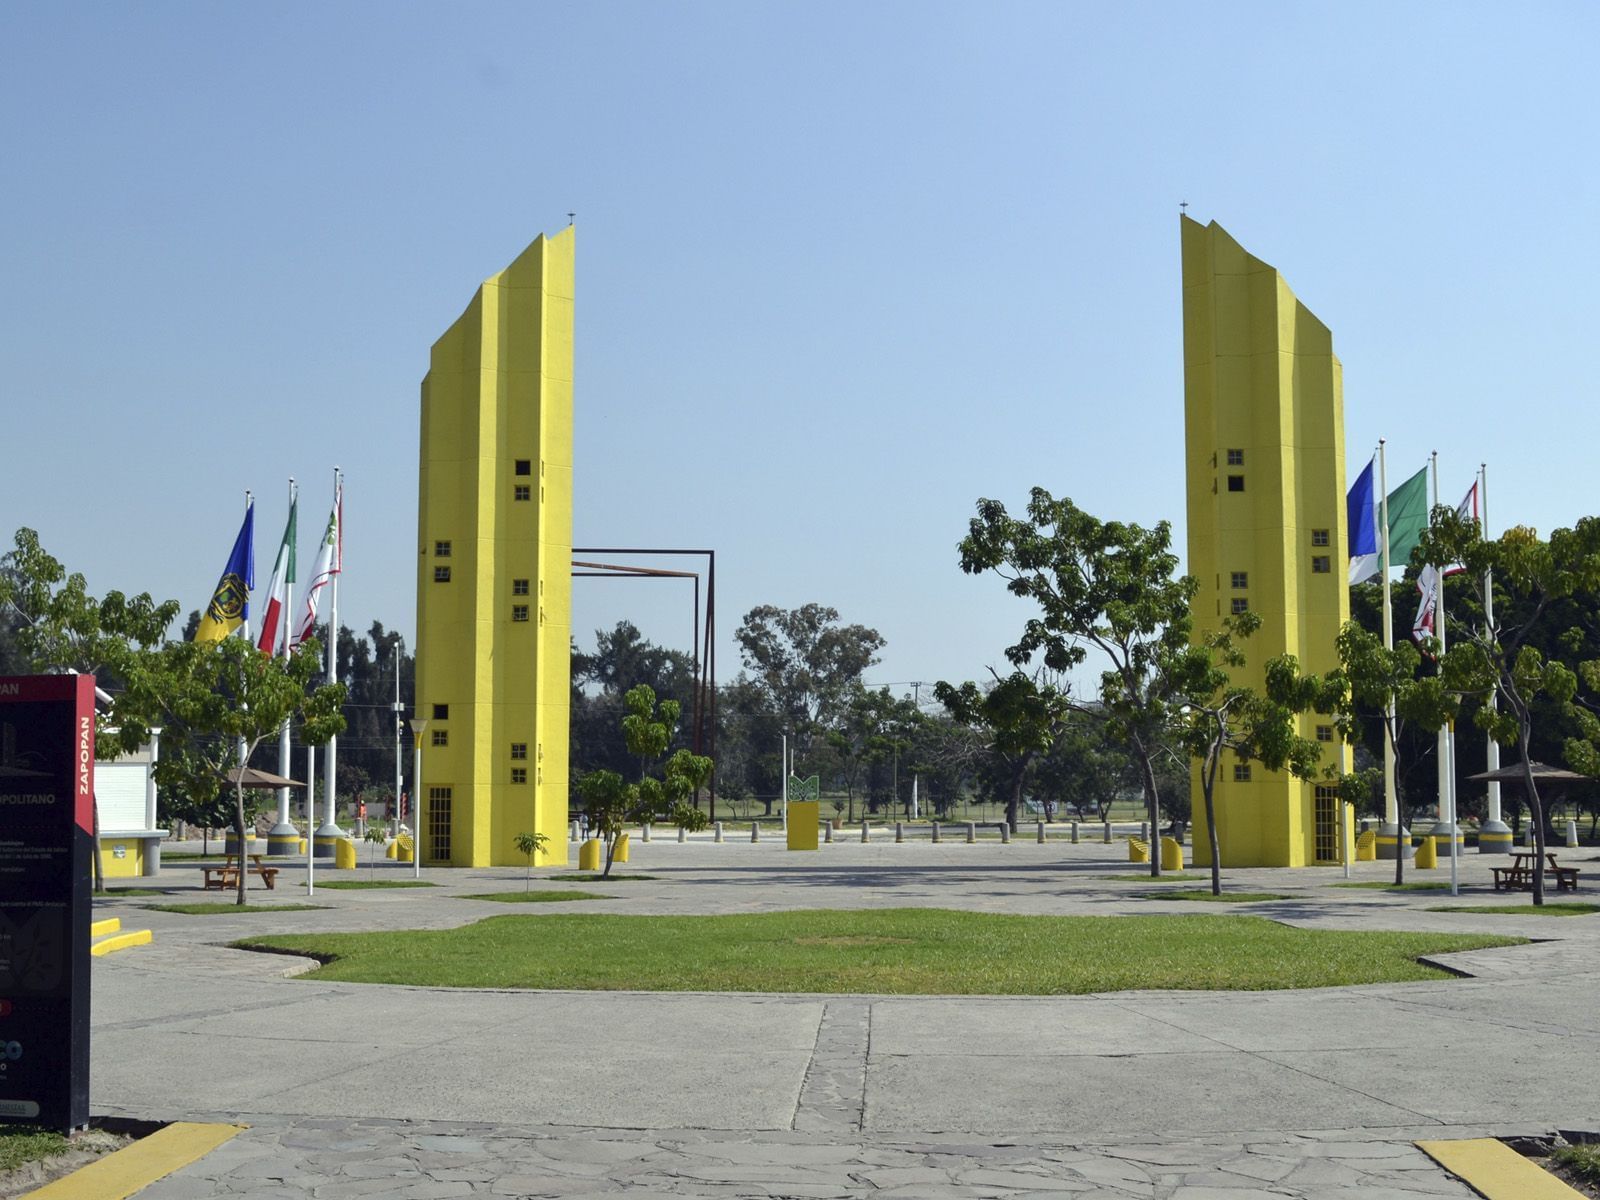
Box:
4 2 1596 697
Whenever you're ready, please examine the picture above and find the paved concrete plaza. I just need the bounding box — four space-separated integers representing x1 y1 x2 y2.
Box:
88 834 1600 1197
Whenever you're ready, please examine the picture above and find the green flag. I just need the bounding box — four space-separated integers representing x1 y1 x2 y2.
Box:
1385 466 1430 570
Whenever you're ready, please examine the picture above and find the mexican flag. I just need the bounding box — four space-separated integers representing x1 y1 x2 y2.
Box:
292 482 341 651
256 495 298 656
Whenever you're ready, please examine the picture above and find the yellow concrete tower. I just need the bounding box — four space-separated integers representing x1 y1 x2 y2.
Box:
415 229 573 867
1181 217 1351 867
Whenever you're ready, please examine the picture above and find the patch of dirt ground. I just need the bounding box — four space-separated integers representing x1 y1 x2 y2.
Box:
0 1128 129 1199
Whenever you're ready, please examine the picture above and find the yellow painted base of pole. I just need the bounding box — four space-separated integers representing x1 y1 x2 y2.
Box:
578 838 601 871
21 1122 245 1200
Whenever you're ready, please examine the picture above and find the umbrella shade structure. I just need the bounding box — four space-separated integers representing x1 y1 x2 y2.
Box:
222 766 306 790
1465 761 1589 786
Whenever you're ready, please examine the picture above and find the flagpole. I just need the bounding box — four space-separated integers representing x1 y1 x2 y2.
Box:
270 478 299 857
319 468 343 853
240 490 254 646
305 741 316 896
1478 462 1510 854
1428 452 1459 895
1378 440 1404 857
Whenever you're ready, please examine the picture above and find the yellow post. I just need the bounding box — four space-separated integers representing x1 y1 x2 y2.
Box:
1355 829 1377 861
1128 838 1150 863
335 838 357 869
787 800 820 850
614 832 630 863
1414 835 1436 870
578 838 601 871
1160 836 1185 871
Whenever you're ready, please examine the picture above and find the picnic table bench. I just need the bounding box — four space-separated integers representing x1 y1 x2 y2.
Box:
1491 852 1579 893
202 854 280 891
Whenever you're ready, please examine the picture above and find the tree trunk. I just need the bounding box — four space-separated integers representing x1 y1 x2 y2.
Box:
234 780 249 906
91 795 105 894
1202 752 1222 897
602 830 616 879
1135 746 1162 878
1520 726 1546 906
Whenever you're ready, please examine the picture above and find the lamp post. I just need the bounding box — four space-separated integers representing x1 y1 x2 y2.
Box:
409 718 428 879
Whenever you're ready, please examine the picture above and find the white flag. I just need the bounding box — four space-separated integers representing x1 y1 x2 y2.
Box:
1413 482 1479 643
292 480 342 650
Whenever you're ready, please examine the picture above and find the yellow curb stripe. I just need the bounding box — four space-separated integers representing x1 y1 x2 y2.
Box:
90 930 152 957
1417 1138 1586 1199
90 918 121 938
22 1122 245 1200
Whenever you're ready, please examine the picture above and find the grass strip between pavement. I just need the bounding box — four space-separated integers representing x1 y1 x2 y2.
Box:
233 908 1520 994
306 880 438 890
1426 902 1599 916
147 902 327 915
1143 891 1294 903
460 891 616 903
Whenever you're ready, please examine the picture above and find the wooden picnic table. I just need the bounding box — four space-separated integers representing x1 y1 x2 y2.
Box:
1492 852 1580 893
202 854 281 891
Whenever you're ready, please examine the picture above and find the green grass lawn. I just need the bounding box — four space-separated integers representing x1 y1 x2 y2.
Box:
1426 902 1599 916
147 902 328 915
1144 891 1294 903
233 908 1519 994
0 1125 70 1172
547 873 657 882
99 888 173 897
460 890 615 903
307 880 437 890
1331 881 1451 891
1102 873 1208 883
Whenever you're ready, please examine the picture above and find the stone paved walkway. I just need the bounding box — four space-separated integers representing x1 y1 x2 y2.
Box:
88 837 1600 1198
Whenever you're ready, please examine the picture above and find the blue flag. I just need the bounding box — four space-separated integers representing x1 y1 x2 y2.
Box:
196 501 255 642
1346 456 1379 584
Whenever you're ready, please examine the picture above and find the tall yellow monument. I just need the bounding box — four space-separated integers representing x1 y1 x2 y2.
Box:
1181 217 1351 867
415 229 573 867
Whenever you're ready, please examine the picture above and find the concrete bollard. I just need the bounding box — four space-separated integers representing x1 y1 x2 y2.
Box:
714 821 724 843
1070 821 1079 844
861 820 869 843
1140 821 1149 841
1040 821 1048 844
895 822 904 843
752 822 760 843
1568 819 1579 848
932 821 942 844
678 826 686 843
642 823 651 843
1103 820 1113 844
1524 825 1535 849
824 822 834 844
966 821 976 844
1000 823 1011 844
570 821 580 843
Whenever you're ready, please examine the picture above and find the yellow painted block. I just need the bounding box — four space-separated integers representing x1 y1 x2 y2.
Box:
385 840 399 859
1417 1138 1586 1200
91 929 152 957
1356 829 1377 861
335 839 357 870
23 1121 245 1200
1160 837 1185 872
1414 836 1436 869
578 838 601 871
1128 838 1150 863
787 801 820 850
98 837 144 878
91 917 121 938
614 832 629 863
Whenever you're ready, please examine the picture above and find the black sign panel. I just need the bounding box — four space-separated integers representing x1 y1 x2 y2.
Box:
0 675 93 1131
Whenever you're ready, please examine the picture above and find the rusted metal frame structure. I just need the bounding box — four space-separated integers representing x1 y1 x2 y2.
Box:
571 548 717 819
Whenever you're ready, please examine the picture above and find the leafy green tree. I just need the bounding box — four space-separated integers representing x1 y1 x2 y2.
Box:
1331 622 1459 885
1421 513 1600 903
826 685 917 822
1034 710 1138 821
1176 612 1340 895
0 528 180 890
513 830 550 890
734 603 884 760
111 636 346 905
577 685 712 877
953 489 1197 869
934 671 1069 831
363 825 387 874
